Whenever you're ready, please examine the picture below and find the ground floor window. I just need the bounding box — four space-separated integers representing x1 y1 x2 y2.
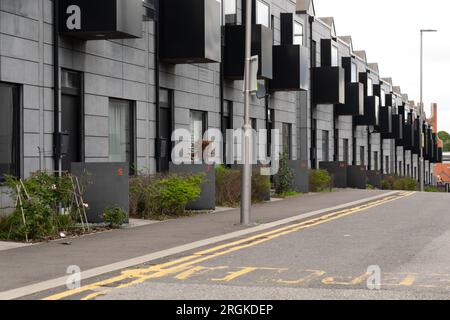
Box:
109 99 135 168
374 151 379 171
343 139 349 165
385 156 390 174
0 82 20 181
282 123 292 159
322 130 329 162
360 146 365 166
190 110 207 160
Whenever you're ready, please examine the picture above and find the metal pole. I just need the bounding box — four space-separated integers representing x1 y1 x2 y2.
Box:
419 29 437 191
419 31 424 192
241 0 253 226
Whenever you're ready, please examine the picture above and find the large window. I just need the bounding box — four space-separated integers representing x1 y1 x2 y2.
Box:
282 123 292 159
360 146 365 166
351 62 358 82
367 78 373 96
0 83 20 181
255 0 270 28
109 99 135 166
331 46 339 67
381 89 386 106
190 110 207 160
343 139 349 165
322 130 329 162
224 0 236 15
293 22 303 46
374 151 379 171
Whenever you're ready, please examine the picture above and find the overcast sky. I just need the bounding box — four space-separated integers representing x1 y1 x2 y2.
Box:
313 0 450 133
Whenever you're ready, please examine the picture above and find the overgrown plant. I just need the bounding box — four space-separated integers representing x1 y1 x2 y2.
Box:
274 148 295 195
309 169 332 193
215 166 271 207
0 172 79 241
133 173 205 219
103 205 128 228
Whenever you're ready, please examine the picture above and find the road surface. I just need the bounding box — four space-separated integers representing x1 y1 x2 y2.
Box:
34 191 450 300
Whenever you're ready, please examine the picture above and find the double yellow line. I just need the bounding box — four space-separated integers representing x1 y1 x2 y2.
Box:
44 191 414 300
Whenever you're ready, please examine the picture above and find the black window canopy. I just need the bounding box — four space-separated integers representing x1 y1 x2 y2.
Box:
160 0 221 64
224 24 273 80
58 0 143 40
313 66 345 104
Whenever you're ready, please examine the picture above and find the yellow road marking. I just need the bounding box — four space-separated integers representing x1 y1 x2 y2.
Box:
212 267 259 282
175 266 228 280
399 275 416 286
277 270 326 285
43 191 414 300
322 272 370 286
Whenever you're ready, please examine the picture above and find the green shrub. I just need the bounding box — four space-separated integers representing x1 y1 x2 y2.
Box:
274 148 295 195
215 166 271 207
143 174 204 218
103 205 127 228
309 170 332 192
424 186 440 193
393 177 417 191
0 172 78 241
381 175 396 190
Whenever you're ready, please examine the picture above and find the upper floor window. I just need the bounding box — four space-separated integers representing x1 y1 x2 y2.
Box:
256 0 270 28
331 46 339 67
367 78 373 96
224 0 236 15
351 62 358 82
381 89 386 106
293 22 303 46
0 82 20 181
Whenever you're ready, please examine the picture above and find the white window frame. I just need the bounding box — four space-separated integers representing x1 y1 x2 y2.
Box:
255 0 270 28
331 45 339 67
293 21 303 46
351 62 358 82
367 78 373 96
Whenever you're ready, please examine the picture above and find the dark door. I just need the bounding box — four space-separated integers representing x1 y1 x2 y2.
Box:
61 94 80 171
159 106 172 172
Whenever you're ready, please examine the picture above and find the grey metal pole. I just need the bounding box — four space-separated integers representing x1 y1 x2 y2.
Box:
241 0 253 225
420 30 424 192
419 29 437 192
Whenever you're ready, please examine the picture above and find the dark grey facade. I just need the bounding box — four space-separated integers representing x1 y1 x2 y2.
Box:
0 0 440 212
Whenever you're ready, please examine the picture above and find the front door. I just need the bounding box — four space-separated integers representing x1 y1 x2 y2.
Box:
61 94 80 172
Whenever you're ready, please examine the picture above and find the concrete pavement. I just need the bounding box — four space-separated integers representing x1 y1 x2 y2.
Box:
0 189 393 299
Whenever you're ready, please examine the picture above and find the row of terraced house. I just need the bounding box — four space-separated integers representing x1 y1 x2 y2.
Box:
0 0 444 212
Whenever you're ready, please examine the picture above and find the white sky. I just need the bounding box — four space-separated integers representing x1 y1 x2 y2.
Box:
313 0 450 133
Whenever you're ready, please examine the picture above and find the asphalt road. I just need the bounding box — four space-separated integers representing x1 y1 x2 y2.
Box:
39 191 450 300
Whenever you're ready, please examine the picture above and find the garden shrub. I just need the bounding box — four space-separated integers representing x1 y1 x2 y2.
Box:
143 174 204 218
393 177 417 191
103 205 127 228
381 175 396 190
309 169 332 193
424 186 440 193
274 149 295 195
0 172 78 241
215 166 271 207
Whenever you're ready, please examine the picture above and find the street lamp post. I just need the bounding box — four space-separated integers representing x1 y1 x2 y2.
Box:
241 0 253 225
419 29 437 192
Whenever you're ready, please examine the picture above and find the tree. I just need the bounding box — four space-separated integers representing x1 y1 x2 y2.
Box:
438 131 450 152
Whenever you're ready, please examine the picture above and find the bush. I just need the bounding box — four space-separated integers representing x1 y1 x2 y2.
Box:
381 175 396 190
103 205 127 228
215 166 271 207
393 177 417 191
0 172 78 241
425 186 440 193
309 170 332 193
143 174 204 218
274 149 295 195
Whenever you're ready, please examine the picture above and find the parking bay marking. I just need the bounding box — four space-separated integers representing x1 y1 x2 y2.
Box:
43 192 415 300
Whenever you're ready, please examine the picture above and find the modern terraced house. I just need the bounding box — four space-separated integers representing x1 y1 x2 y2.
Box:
0 0 443 213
